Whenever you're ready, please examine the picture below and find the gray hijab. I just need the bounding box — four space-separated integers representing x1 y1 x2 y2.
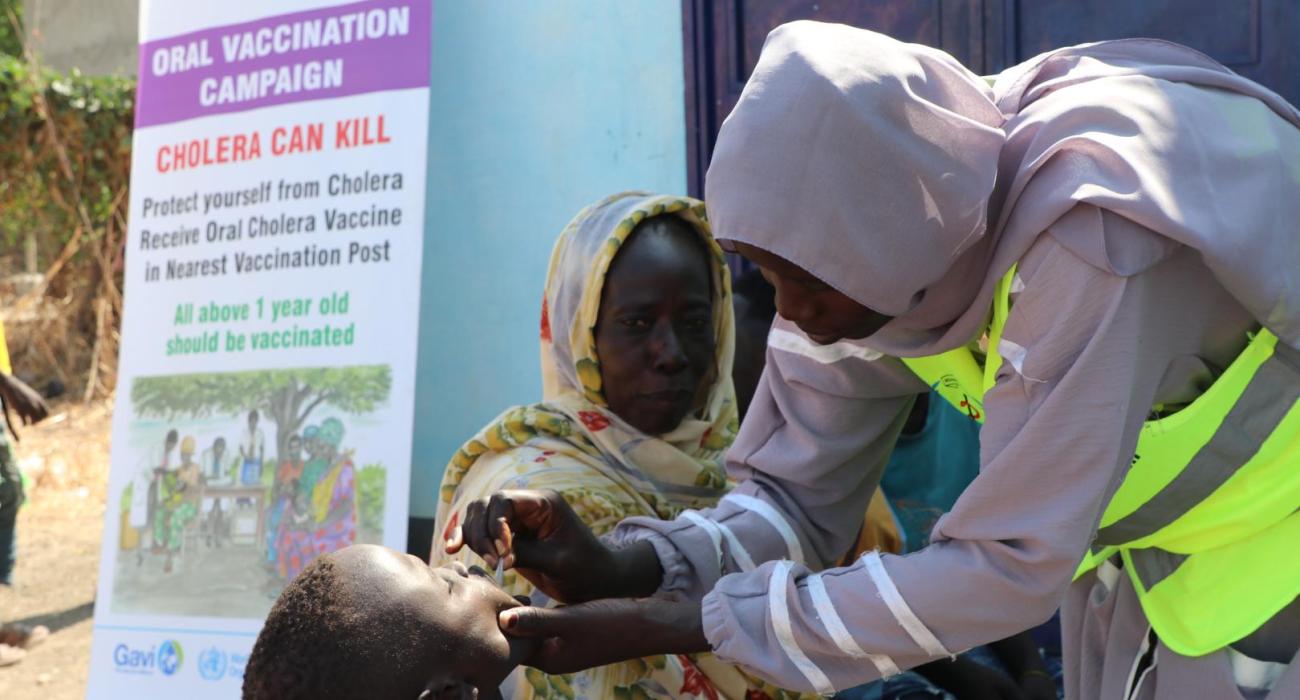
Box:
706 21 1300 356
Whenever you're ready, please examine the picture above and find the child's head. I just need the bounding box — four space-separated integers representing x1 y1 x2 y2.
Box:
243 544 533 700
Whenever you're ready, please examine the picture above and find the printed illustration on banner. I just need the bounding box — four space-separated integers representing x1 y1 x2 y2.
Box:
113 365 391 618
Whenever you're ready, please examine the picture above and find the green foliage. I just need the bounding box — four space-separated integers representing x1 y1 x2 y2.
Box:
356 463 386 535
132 366 392 462
0 8 134 396
132 366 392 419
0 1 22 57
0 53 135 251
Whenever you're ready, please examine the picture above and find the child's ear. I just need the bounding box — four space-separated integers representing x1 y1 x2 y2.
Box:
420 680 479 700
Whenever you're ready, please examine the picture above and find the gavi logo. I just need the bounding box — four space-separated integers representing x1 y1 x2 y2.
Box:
158 640 184 676
112 639 184 676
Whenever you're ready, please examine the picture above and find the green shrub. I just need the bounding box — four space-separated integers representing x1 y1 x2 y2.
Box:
356 463 386 535
0 41 134 395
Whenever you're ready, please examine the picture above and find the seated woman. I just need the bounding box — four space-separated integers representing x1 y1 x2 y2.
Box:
436 192 810 699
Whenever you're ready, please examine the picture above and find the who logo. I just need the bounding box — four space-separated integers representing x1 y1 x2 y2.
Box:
198 647 230 681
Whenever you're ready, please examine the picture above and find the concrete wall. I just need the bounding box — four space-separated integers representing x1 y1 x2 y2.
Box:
410 1 688 517
25 0 138 75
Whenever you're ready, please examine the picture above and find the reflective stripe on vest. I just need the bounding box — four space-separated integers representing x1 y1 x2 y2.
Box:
1096 340 1300 547
901 268 1300 656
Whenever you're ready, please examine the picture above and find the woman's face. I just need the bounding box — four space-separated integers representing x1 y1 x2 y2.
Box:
594 218 716 435
731 242 892 345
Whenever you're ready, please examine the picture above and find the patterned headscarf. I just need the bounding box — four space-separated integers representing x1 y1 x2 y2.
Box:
317 418 344 448
440 192 738 518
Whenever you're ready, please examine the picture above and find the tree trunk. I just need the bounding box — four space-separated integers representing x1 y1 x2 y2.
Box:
266 381 329 465
266 386 295 467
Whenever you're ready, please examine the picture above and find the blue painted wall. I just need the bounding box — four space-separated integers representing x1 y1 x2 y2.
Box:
411 2 688 517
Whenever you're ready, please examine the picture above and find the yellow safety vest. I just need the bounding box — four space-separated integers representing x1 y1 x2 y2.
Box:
902 269 1300 656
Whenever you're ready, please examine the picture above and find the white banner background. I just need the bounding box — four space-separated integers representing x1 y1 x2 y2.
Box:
87 2 429 696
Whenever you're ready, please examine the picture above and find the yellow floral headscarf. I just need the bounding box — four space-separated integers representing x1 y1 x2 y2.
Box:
439 192 739 521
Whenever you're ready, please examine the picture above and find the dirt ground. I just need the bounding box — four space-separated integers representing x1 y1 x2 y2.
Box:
0 399 113 700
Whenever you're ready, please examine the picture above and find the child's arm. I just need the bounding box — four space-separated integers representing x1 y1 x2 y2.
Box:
0 372 49 438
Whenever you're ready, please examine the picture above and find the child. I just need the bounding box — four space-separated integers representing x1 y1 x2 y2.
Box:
243 544 536 700
286 479 310 528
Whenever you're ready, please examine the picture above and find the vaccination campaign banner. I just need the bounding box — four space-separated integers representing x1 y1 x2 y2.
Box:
88 1 430 696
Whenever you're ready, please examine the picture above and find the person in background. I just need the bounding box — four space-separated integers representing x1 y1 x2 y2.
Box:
276 418 356 581
730 268 777 422
275 423 326 572
200 436 232 548
298 425 325 497
266 434 304 565
276 434 305 487
201 436 229 483
155 436 201 573
239 409 265 486
132 429 178 565
0 319 50 667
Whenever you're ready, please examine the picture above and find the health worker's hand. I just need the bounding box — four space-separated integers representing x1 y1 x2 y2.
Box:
445 489 662 603
498 597 710 675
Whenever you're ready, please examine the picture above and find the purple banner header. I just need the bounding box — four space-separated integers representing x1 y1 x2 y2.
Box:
135 0 430 128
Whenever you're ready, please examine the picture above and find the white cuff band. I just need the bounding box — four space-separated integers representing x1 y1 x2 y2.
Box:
808 572 900 678
770 560 836 695
723 493 805 564
862 552 951 658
